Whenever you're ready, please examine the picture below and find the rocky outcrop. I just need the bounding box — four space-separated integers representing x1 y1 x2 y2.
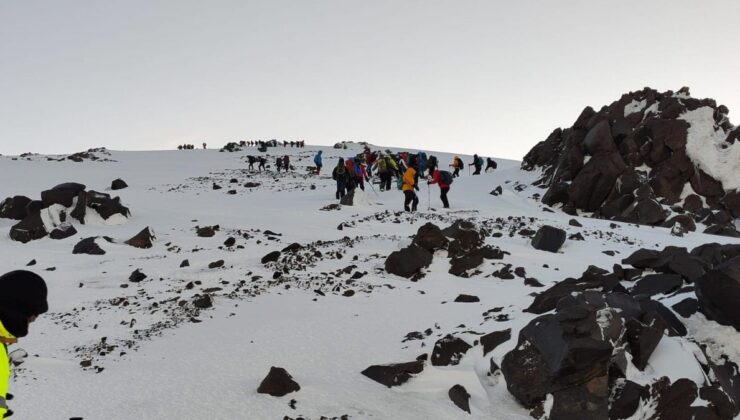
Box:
523 87 739 236
3 183 131 243
505 242 740 418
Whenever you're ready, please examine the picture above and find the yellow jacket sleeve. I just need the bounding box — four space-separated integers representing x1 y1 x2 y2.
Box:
0 344 8 418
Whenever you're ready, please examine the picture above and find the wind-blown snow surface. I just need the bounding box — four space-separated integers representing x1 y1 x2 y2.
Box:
0 144 738 419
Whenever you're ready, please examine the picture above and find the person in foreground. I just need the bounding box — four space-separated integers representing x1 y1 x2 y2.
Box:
0 270 48 419
428 168 453 208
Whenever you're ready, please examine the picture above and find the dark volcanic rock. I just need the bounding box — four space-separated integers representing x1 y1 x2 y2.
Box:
672 298 699 318
111 178 128 190
630 274 683 297
41 182 86 208
624 318 662 370
480 328 511 356
208 260 224 269
261 251 281 264
197 226 216 237
0 195 31 220
192 294 213 309
49 223 77 240
124 227 155 249
128 269 147 283
180 259 190 268
431 334 472 366
86 191 130 220
522 87 738 230
442 220 482 254
223 237 236 247
72 237 106 255
10 213 48 243
361 360 424 388
454 294 480 303
385 245 433 279
531 225 566 253
609 380 648 420
448 384 471 414
695 256 740 330
257 367 300 397
412 223 448 252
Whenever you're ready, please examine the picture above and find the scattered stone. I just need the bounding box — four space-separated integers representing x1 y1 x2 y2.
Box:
128 269 147 283
72 237 106 255
448 384 471 414
192 294 213 309
361 361 424 388
125 227 155 249
257 367 301 397
208 260 225 269
49 223 77 240
111 179 128 190
454 294 480 303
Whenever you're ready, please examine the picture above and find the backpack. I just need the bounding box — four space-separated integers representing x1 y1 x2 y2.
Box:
458 158 464 169
439 170 453 185
477 157 484 167
377 158 387 172
336 164 346 175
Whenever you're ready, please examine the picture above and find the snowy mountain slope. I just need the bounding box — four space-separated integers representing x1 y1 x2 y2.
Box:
1 143 738 419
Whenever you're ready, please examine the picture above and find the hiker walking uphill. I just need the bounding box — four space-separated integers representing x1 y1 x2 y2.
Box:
402 163 419 212
332 158 350 200
247 155 256 170
313 151 323 175
0 270 49 419
258 156 267 171
485 157 498 172
283 155 290 171
428 168 453 208
275 157 283 172
450 156 464 178
374 154 398 192
470 154 483 175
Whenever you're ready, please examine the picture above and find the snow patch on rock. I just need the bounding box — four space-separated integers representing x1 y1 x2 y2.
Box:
681 106 740 190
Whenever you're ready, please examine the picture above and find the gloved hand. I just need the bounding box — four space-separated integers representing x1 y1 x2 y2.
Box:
414 185 419 191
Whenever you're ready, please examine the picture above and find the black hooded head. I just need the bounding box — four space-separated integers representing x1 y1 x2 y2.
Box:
0 270 48 337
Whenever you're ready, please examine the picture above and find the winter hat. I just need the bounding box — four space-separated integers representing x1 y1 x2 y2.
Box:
0 270 49 337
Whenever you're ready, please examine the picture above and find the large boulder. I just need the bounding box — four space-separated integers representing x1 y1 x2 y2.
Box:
9 213 47 243
385 245 433 279
531 225 566 253
40 182 86 208
412 223 448 252
85 191 130 219
0 196 31 220
431 335 472 366
695 256 740 330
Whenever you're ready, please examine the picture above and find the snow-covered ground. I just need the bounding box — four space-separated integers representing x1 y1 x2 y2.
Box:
1 143 738 419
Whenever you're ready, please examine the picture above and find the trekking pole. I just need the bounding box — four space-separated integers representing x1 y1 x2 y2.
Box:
427 182 431 211
368 178 380 198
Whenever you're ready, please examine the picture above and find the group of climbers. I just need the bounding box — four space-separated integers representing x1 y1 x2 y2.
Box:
325 147 495 211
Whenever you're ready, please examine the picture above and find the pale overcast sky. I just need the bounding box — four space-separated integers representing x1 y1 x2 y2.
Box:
1 0 739 159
